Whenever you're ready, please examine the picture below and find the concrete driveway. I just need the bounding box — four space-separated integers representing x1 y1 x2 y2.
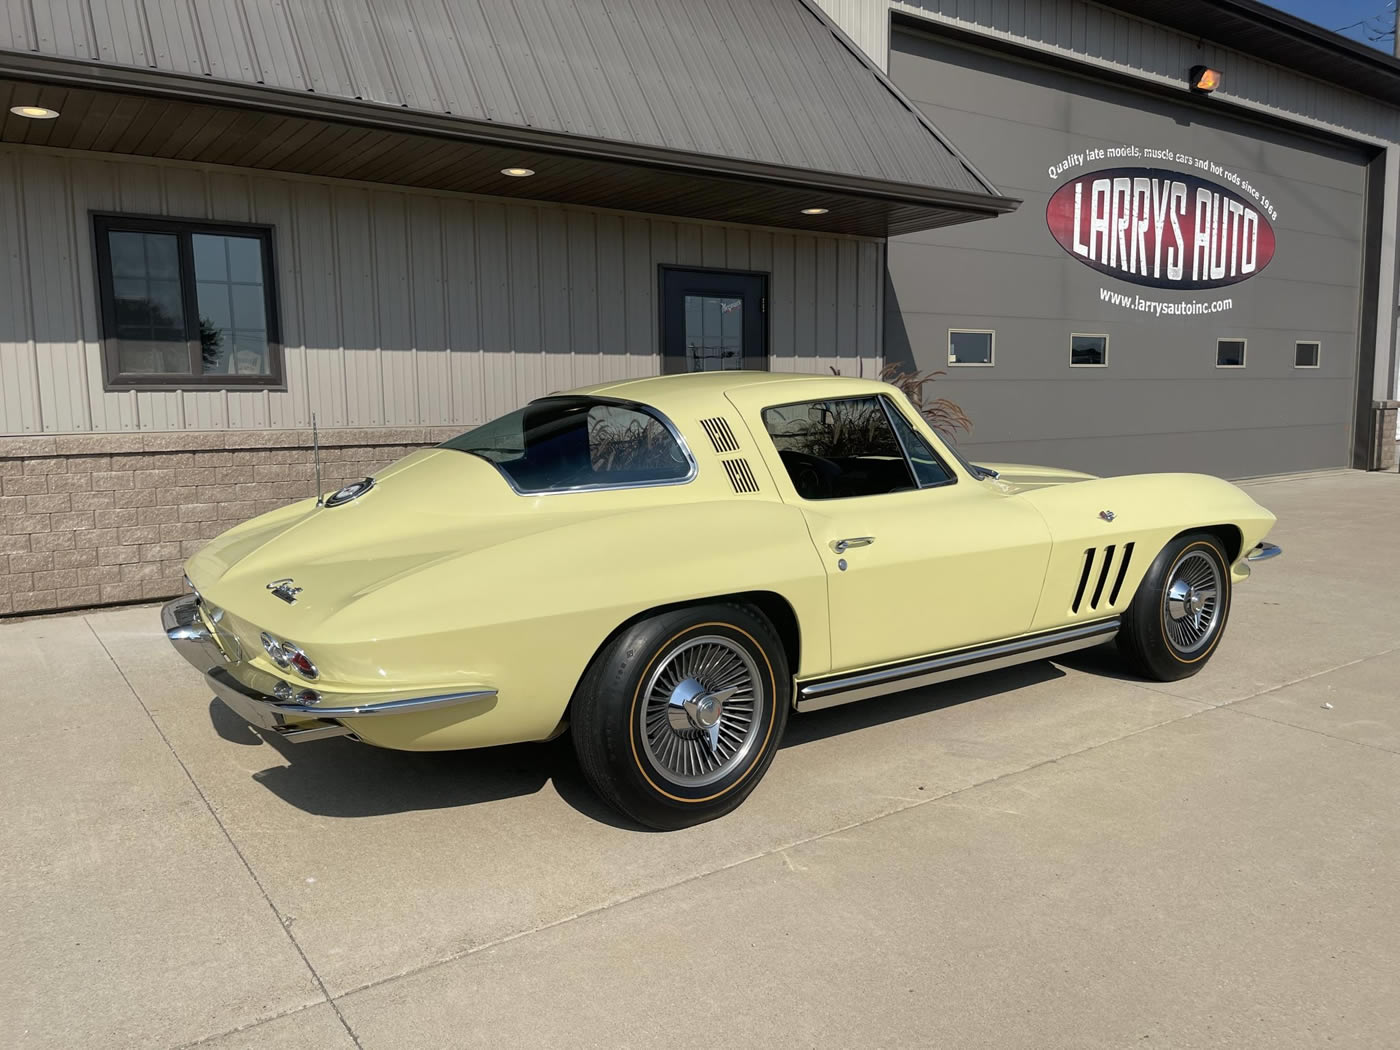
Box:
3 470 1398 1049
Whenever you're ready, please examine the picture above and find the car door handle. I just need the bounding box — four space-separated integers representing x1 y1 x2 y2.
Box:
831 537 875 553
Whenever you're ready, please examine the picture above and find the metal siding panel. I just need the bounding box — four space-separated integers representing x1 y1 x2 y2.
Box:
769 232 796 365
814 237 838 371
251 175 305 429
791 235 816 373
325 0 403 105
333 186 382 426
537 208 574 393
566 209 599 387
0 150 42 433
622 215 653 376
363 1 438 111
476 0 561 132
506 205 544 405
283 0 355 97
371 191 416 424
69 154 133 432
292 180 347 428
442 197 482 425
407 194 451 425
239 0 309 91
474 200 515 420
596 212 627 377
836 237 858 372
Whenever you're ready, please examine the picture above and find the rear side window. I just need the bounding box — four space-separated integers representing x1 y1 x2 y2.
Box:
761 396 916 500
441 398 693 492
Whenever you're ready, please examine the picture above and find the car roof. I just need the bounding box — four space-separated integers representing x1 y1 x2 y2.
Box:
557 371 893 415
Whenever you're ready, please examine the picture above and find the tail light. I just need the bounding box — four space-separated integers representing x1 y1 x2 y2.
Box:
260 632 320 681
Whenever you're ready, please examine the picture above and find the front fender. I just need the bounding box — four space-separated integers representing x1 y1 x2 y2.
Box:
1018 473 1276 632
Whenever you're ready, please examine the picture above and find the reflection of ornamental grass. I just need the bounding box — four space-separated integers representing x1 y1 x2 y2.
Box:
589 417 672 471
829 364 973 441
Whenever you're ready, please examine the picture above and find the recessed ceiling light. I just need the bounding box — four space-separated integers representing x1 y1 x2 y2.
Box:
9 105 59 120
800 207 829 215
500 167 535 177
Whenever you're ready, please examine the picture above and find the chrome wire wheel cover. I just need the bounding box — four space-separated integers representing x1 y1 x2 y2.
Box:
1163 550 1223 655
639 635 763 788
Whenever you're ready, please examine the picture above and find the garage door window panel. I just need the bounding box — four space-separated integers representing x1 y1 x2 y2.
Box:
1216 339 1247 368
1295 341 1321 368
949 329 994 366
1071 334 1108 367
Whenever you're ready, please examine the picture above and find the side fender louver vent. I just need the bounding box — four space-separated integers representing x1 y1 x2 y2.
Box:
699 417 740 454
1073 542 1137 613
723 458 760 494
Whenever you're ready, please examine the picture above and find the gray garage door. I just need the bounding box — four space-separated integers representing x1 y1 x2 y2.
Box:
887 28 1373 478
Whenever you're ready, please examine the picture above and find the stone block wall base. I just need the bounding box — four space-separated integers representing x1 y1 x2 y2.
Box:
0 427 462 617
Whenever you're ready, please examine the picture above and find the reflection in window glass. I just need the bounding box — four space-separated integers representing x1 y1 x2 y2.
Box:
193 233 270 376
1295 341 1320 368
1071 334 1108 366
949 330 994 365
684 295 743 371
440 398 691 492
883 400 954 487
762 396 916 500
108 231 187 374
1216 339 1246 368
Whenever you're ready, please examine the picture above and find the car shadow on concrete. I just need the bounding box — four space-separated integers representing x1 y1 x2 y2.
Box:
212 658 1074 830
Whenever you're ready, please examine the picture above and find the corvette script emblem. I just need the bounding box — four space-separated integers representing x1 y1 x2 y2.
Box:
267 579 302 604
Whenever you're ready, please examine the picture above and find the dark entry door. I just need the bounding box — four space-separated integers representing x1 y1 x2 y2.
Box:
660 267 768 373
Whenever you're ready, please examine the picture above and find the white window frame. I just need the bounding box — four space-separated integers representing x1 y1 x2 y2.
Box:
1215 338 1247 369
1069 332 1110 368
948 328 995 367
1294 341 1321 369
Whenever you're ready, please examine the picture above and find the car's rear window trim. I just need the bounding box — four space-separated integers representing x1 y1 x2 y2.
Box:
443 395 700 496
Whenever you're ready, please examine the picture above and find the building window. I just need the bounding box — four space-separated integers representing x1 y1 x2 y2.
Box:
93 214 282 389
1215 339 1247 368
949 329 994 366
1295 341 1320 368
1070 334 1108 367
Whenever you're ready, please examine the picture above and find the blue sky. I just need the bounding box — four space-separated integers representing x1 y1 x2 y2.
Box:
1265 0 1395 50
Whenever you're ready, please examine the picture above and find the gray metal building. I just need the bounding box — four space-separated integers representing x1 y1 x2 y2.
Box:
0 0 1397 616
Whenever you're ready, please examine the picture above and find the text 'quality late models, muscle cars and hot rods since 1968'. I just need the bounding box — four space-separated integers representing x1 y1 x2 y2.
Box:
165 372 1280 829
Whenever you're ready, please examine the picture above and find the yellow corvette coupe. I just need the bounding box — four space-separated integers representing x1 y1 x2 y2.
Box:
165 372 1280 828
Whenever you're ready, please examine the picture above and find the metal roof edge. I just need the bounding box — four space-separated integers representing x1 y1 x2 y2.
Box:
0 48 1020 218
791 0 1009 199
1089 0 1400 107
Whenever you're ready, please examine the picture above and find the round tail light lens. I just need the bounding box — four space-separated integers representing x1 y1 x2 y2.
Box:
287 648 318 680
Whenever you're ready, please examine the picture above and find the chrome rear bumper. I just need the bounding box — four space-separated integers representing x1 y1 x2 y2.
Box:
162 593 496 743
1245 541 1282 562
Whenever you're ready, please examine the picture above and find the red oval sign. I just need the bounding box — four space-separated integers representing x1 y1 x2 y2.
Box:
1046 167 1275 290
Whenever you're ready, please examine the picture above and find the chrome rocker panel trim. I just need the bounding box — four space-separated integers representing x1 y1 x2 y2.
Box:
162 594 496 740
795 618 1121 712
1245 541 1282 562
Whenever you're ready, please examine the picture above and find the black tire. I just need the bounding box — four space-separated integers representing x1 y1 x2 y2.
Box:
571 602 790 830
1118 531 1232 682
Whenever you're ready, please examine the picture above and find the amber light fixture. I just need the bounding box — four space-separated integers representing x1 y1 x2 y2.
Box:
9 105 60 119
1190 66 1221 93
800 207 829 215
500 166 535 177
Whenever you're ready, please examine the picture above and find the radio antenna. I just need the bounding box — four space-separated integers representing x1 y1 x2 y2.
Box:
312 413 324 506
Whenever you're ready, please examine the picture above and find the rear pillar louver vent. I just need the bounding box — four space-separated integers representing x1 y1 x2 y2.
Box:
723 458 760 494
699 417 740 454
1073 542 1136 613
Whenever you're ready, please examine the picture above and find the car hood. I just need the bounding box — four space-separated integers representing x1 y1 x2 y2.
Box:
186 448 568 633
980 462 1099 491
